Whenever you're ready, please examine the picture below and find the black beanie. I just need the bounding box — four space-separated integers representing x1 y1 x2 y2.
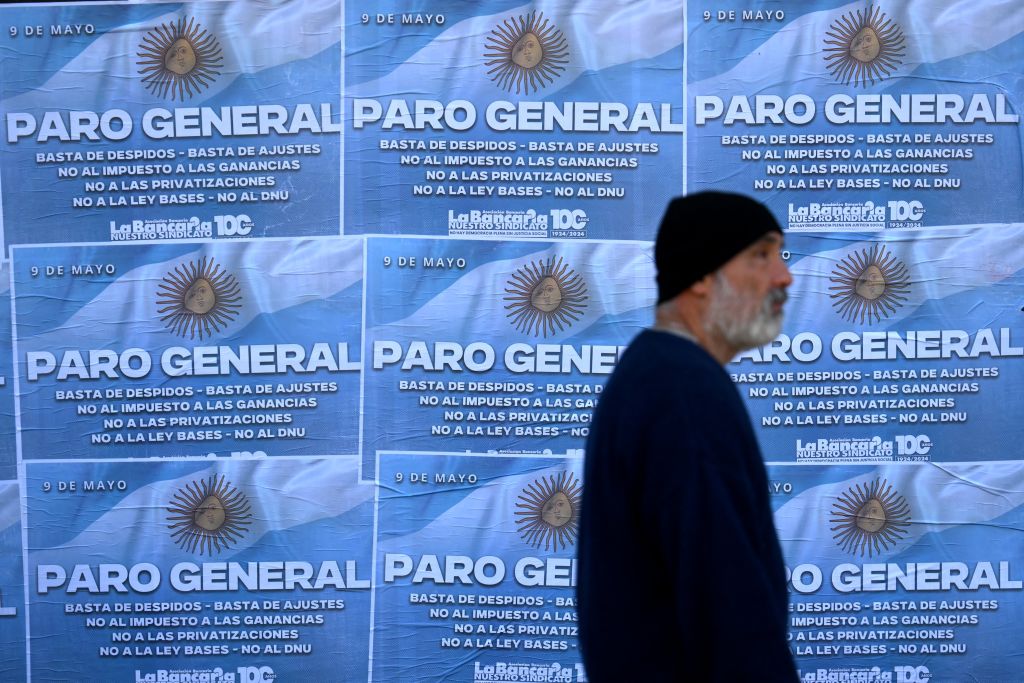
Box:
655 192 782 304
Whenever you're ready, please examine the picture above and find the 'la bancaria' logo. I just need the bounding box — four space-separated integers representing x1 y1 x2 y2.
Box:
830 477 911 557
515 471 581 552
829 244 910 325
157 256 242 340
138 16 224 100
823 5 905 87
166 474 253 555
504 255 588 338
484 11 568 95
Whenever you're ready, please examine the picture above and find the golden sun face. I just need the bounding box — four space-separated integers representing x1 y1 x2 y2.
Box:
165 38 197 75
184 277 216 315
823 5 905 87
505 256 588 338
138 16 223 100
516 472 581 552
829 244 910 325
855 264 886 301
530 276 564 313
541 491 572 527
194 495 226 531
831 478 910 557
156 256 242 340
512 32 543 69
484 11 569 95
167 474 252 555
850 27 881 63
855 498 886 533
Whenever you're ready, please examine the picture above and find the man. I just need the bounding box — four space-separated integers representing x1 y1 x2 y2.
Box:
578 192 797 680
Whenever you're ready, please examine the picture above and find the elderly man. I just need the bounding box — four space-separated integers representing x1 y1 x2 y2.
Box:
578 192 797 680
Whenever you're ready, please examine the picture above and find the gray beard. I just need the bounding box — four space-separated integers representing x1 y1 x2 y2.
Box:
705 272 786 351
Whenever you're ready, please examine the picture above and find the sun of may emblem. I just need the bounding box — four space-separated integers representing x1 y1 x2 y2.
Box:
167 474 253 555
831 478 911 557
138 16 224 100
504 256 588 338
829 244 910 325
156 256 242 340
484 10 569 95
823 5 905 87
516 471 581 552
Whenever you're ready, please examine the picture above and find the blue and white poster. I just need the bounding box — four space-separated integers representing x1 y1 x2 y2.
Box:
0 262 15 481
770 461 1024 681
732 225 1024 462
0 2 342 250
688 0 1024 230
345 0 684 240
13 238 363 460
361 236 653 479
0 481 25 682
26 457 373 682
0 0 1019 679
373 452 584 682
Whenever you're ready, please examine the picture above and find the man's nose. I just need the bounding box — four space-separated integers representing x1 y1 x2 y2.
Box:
774 255 793 289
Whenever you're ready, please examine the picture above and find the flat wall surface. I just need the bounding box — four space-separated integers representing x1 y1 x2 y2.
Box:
0 1 1021 681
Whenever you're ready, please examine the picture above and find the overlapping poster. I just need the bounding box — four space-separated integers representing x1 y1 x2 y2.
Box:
733 225 1024 462
361 236 654 479
0 2 343 250
13 238 363 459
688 0 1023 230
345 0 684 240
0 262 14 480
0 481 25 682
373 452 584 682
771 462 1024 681
26 457 373 682
0 0 1019 680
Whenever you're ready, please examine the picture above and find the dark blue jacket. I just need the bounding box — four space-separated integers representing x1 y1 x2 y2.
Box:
578 330 796 681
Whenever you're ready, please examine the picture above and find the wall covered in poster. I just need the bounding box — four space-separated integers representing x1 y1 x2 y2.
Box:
0 0 1021 681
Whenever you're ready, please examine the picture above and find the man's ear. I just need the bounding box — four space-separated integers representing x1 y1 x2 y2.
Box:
688 272 715 298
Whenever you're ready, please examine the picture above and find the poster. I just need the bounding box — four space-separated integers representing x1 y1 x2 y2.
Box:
732 225 1024 462
771 461 1024 681
0 2 343 250
345 0 684 240
688 0 1024 231
373 451 584 682
0 262 15 481
361 236 653 479
0 481 25 682
0 0 1020 679
13 238 363 460
26 457 373 682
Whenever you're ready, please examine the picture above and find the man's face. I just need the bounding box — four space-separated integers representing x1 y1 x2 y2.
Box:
705 233 792 351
